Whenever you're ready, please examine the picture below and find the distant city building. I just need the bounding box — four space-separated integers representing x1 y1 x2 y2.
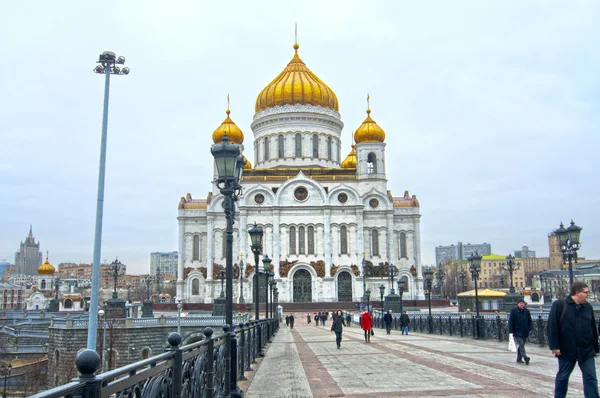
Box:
0 260 10 279
435 241 492 265
14 225 42 275
58 262 128 289
548 233 564 269
151 251 178 276
0 282 26 309
479 254 526 290
514 244 536 258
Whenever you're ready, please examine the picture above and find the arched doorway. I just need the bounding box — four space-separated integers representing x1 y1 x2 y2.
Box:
337 272 352 302
293 269 312 302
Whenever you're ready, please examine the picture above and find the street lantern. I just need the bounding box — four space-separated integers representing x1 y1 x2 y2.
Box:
211 133 245 331
249 222 264 321
389 263 397 294
554 220 583 289
262 255 272 319
502 254 520 294
468 252 482 339
110 258 122 299
397 278 406 314
365 289 371 313
219 269 226 298
424 266 434 333
436 263 446 298
379 284 385 313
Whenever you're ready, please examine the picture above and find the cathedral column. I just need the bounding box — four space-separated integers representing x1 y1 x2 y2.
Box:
177 218 184 299
323 210 332 276
356 209 364 259
386 211 394 263
206 216 214 280
414 218 424 299
239 210 247 262
273 210 280 277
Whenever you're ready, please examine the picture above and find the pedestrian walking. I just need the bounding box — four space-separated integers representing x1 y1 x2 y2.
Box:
400 311 410 335
314 312 319 326
331 310 347 349
548 281 599 398
345 312 352 327
321 312 326 326
360 308 372 343
508 298 532 364
383 310 393 334
306 313 311 324
285 314 290 327
289 313 295 329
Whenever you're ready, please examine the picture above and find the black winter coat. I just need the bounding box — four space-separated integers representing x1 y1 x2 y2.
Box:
400 314 410 327
383 313 393 325
508 306 532 338
331 316 346 332
548 297 599 362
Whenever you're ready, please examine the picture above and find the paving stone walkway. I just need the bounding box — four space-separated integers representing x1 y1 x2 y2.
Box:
242 319 594 397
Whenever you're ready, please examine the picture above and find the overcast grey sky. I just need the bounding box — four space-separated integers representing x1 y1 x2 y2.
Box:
1 1 598 274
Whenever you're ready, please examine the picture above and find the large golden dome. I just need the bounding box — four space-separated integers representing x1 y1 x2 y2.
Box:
341 144 357 168
212 108 244 145
255 43 339 113
353 107 386 143
38 251 55 275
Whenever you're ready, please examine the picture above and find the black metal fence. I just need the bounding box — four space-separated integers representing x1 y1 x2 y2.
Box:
373 313 549 345
30 318 278 398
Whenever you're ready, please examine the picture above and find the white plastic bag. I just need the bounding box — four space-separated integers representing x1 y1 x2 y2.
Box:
508 333 517 352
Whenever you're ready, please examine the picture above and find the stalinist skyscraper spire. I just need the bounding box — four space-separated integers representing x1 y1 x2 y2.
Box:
15 225 43 275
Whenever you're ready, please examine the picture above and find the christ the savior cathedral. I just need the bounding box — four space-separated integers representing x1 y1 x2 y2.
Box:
176 41 425 304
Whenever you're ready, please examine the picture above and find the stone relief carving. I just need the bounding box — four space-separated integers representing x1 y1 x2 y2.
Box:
310 260 326 278
212 264 224 280
198 267 207 279
279 259 298 278
253 104 341 120
350 264 360 276
245 263 255 278
330 264 339 277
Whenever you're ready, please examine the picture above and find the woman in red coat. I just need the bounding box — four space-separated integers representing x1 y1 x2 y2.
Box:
360 308 373 343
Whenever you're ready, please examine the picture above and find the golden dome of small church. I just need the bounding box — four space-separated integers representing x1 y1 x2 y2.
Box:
177 32 424 305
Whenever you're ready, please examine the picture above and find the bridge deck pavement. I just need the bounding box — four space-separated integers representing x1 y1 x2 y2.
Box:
241 319 594 397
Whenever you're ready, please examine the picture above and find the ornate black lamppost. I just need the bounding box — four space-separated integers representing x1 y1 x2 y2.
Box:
502 254 520 294
273 288 279 320
262 255 272 319
239 255 245 304
365 289 371 314
219 269 226 297
249 223 264 320
397 278 406 314
141 277 154 318
424 266 434 334
211 134 245 328
389 263 397 294
379 285 385 314
501 254 524 312
459 269 467 292
110 258 122 299
436 263 446 299
499 273 506 289
269 280 277 318
155 266 163 296
554 220 582 290
1 363 12 398
361 251 368 308
468 253 482 339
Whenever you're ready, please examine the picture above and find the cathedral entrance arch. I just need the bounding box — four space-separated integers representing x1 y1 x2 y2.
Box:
337 271 352 302
293 269 312 302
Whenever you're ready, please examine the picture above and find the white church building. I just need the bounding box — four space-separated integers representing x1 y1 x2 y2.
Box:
177 41 424 304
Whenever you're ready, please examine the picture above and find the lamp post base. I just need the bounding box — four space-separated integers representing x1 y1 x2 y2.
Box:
502 292 524 313
141 300 154 318
383 294 402 313
212 297 227 316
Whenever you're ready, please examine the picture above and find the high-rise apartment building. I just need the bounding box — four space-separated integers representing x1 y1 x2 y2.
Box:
514 244 536 258
14 226 42 275
435 242 492 265
150 252 178 276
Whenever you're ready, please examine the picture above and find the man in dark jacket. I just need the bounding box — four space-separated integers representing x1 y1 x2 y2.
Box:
383 310 393 334
289 313 295 329
508 298 532 364
548 281 599 398
400 311 410 335
345 312 352 326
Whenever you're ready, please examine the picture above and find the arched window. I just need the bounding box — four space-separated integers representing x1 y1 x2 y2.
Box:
222 232 226 259
307 227 315 255
63 299 73 309
312 135 318 158
192 279 200 295
372 230 380 256
327 137 332 160
264 137 270 161
141 348 151 360
298 227 306 254
295 134 302 157
278 135 284 158
340 226 348 254
192 235 200 261
289 227 296 254
400 232 407 259
367 153 377 174
41 280 46 290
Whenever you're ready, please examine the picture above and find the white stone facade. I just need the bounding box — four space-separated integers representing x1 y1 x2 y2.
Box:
177 102 424 304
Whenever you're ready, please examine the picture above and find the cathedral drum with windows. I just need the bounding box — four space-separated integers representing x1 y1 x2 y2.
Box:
177 41 425 304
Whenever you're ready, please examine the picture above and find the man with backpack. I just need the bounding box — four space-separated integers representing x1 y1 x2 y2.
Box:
548 281 599 398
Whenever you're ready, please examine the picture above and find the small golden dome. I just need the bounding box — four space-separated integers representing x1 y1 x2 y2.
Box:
243 155 252 170
212 108 244 145
353 107 386 144
38 251 55 275
255 43 339 113
341 144 357 168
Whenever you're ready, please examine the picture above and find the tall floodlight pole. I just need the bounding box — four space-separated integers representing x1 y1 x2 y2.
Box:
87 52 129 351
